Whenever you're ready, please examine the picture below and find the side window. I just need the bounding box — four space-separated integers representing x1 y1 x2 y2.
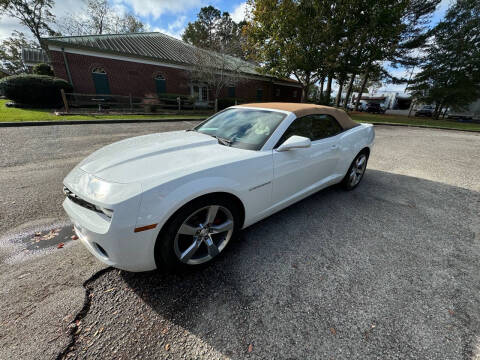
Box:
311 114 343 140
275 116 313 148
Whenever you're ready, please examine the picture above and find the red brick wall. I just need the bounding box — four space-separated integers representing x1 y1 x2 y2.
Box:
49 50 301 102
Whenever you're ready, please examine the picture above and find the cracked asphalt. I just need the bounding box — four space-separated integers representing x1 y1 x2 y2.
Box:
0 123 479 359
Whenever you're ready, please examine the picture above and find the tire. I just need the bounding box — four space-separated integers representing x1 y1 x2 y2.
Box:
155 194 241 272
341 151 369 190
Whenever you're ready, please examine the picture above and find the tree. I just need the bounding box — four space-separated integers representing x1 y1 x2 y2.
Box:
182 6 246 58
57 0 145 36
0 0 57 53
244 0 331 102
408 0 480 118
0 31 38 74
190 47 247 112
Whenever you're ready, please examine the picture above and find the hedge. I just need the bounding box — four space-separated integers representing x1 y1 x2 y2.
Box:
0 75 72 107
33 63 54 76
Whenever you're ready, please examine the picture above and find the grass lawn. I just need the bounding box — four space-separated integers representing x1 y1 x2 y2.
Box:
351 112 480 132
0 99 207 122
1 99 479 132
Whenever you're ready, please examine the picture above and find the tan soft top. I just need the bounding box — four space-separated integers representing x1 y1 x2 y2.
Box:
237 102 359 130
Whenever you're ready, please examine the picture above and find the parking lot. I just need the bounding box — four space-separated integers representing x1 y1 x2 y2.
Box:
0 123 479 359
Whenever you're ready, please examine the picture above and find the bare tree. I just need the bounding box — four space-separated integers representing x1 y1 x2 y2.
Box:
57 0 145 36
190 47 248 112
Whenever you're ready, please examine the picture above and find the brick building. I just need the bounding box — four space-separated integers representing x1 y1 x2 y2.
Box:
43 32 301 105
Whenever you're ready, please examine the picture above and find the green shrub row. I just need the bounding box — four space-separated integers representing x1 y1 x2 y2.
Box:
0 75 72 107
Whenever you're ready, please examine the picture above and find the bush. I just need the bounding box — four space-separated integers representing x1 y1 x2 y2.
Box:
33 63 54 76
0 75 72 107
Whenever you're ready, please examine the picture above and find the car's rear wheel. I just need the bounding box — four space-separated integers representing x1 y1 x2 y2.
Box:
341 151 369 190
155 195 241 272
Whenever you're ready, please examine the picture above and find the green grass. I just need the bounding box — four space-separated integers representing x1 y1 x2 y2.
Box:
0 100 207 122
350 112 480 132
2 99 479 131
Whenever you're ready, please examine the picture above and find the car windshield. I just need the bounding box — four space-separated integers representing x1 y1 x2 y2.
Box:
194 108 286 150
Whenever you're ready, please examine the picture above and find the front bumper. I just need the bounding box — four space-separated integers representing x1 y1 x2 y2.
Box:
63 197 158 272
62 166 159 272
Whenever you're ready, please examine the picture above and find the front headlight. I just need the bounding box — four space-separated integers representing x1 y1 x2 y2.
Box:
64 167 142 205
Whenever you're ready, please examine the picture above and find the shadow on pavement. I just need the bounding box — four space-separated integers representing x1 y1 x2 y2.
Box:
108 169 479 358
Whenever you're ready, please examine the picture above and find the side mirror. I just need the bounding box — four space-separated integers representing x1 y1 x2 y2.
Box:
276 135 311 152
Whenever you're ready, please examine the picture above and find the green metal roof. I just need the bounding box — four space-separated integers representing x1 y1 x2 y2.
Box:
44 32 265 77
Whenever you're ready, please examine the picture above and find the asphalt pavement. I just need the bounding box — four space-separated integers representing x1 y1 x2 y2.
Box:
0 123 479 359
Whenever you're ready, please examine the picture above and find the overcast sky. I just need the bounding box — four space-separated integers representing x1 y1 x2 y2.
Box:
0 0 451 93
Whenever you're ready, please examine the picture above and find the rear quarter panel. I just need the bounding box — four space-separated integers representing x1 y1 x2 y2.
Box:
336 123 375 176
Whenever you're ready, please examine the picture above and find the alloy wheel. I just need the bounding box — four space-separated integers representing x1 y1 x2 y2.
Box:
173 205 234 265
348 154 367 187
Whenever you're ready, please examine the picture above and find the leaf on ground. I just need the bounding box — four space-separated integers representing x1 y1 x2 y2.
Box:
330 327 336 335
165 343 170 351
57 242 64 249
71 235 78 240
104 288 115 293
248 344 253 353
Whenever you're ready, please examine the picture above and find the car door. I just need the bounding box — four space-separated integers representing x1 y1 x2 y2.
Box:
272 114 343 205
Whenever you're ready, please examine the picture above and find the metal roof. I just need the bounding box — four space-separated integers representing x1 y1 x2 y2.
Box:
21 48 49 66
44 32 266 77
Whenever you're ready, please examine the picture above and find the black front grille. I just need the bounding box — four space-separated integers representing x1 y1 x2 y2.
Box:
63 186 102 214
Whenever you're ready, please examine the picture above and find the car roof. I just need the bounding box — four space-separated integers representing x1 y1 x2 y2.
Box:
237 102 360 130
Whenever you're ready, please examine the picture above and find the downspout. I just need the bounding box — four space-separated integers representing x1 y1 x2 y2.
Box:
61 47 74 87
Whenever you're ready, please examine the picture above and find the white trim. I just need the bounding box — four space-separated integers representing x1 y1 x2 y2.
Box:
273 81 302 88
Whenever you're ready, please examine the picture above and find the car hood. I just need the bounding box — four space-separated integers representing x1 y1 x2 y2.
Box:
78 131 254 184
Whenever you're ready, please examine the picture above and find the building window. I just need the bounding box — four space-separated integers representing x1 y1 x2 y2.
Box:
293 89 298 98
275 88 280 97
256 88 263 101
228 85 236 98
154 74 166 94
91 67 110 94
201 86 208 102
192 84 208 103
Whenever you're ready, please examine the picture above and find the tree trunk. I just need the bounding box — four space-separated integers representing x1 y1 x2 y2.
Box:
301 84 309 103
354 70 370 111
325 75 333 105
319 76 325 103
434 102 441 119
343 74 356 110
335 77 345 107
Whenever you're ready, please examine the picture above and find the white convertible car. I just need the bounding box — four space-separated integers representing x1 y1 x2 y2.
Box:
63 103 374 272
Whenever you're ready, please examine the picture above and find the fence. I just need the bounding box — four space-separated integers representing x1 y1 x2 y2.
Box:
62 92 215 114
60 91 267 115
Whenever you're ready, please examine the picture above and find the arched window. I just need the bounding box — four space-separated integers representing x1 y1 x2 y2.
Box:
91 67 110 94
154 73 166 94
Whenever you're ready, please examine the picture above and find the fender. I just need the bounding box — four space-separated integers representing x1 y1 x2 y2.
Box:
136 175 248 247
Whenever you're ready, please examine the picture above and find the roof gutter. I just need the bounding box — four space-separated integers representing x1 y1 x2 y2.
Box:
61 47 74 86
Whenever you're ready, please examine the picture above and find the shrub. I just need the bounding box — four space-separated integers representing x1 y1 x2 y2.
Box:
33 63 54 76
0 75 72 107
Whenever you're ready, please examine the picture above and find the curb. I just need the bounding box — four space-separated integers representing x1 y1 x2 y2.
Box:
365 122 480 133
0 118 206 127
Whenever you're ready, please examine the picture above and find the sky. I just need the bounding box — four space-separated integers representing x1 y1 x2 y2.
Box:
0 0 451 93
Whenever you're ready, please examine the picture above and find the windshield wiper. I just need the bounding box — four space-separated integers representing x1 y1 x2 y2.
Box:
213 135 233 146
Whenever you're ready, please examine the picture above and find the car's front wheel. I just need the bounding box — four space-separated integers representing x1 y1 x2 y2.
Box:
155 195 241 271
